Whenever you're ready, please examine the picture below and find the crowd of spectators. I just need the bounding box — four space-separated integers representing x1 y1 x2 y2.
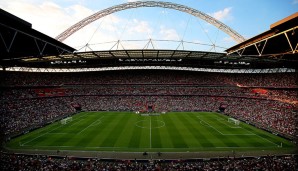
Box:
224 73 298 88
0 98 75 136
265 89 298 103
1 86 254 101
0 70 297 170
1 70 297 87
0 152 297 171
224 98 296 136
1 95 296 137
0 70 297 138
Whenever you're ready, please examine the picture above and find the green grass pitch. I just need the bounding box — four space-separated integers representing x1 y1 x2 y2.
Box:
6 111 295 152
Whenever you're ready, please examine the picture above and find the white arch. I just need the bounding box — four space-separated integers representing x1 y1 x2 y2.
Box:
56 1 245 43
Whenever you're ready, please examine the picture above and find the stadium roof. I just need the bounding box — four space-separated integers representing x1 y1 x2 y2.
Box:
0 9 297 70
10 49 291 69
0 9 75 65
226 13 297 62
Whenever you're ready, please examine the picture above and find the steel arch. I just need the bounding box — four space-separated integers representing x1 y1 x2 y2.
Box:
56 1 245 43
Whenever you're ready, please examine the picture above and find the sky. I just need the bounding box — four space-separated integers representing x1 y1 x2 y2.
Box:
1 0 297 52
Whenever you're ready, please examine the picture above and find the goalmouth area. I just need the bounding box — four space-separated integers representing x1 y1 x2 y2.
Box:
5 111 296 159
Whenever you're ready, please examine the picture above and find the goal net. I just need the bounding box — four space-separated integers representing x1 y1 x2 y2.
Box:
61 117 72 124
228 118 240 125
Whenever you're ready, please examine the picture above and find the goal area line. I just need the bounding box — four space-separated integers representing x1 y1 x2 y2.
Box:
197 117 255 136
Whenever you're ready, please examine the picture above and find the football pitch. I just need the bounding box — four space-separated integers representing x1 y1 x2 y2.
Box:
7 111 295 153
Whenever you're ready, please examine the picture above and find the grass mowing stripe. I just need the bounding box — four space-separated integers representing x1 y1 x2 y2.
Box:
48 134 75 147
128 116 143 148
194 113 235 147
213 119 253 135
188 113 225 147
217 113 282 147
240 125 280 146
7 111 295 153
212 117 255 144
137 117 150 148
201 113 276 148
165 113 188 148
197 117 225 135
177 114 210 148
114 114 137 148
158 115 174 148
202 114 241 147
74 113 106 147
21 122 66 146
241 136 272 147
174 114 202 148
77 115 105 134
151 116 162 148
83 114 118 148
100 113 131 147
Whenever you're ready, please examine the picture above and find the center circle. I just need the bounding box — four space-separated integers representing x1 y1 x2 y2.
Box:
135 120 165 129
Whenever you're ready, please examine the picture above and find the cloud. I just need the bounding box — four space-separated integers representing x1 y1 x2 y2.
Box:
0 0 229 51
0 0 94 38
0 0 127 50
211 7 233 21
159 26 180 40
127 19 153 35
66 16 155 50
293 0 298 4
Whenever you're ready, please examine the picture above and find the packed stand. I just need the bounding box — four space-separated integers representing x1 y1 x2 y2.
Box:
0 152 297 171
0 98 75 137
1 70 297 87
0 70 297 138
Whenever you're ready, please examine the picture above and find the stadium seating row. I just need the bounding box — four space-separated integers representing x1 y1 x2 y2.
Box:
0 152 296 171
0 71 296 139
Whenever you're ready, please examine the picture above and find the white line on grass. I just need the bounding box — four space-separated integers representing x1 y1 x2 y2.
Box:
21 124 64 146
197 117 255 136
197 118 225 135
20 112 97 146
200 116 280 147
216 119 241 128
239 126 280 146
77 115 105 134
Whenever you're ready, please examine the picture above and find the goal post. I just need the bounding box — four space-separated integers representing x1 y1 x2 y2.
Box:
228 118 240 125
61 117 72 124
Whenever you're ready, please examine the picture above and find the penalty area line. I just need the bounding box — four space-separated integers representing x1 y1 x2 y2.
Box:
198 117 255 136
19 112 96 146
20 124 65 146
77 115 105 134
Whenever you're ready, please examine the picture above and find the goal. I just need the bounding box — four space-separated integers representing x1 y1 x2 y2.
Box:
61 117 72 124
228 118 240 125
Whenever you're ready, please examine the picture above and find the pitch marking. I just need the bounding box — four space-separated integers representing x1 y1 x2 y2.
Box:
216 119 241 128
77 115 105 134
135 120 165 129
197 117 255 136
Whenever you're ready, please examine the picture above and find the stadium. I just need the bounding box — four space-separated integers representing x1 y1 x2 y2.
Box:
0 1 297 170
